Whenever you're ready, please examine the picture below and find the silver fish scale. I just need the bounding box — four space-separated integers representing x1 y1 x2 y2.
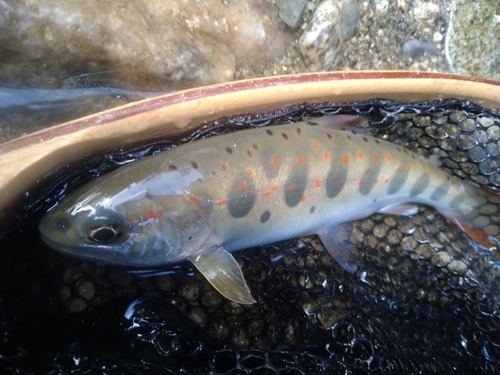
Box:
3 99 500 374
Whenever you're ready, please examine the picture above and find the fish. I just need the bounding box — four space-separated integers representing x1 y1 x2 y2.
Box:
39 116 500 304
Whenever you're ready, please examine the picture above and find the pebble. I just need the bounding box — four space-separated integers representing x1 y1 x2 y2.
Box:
403 39 437 58
413 2 442 26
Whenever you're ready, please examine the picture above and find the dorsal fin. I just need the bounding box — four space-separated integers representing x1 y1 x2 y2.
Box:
304 115 368 130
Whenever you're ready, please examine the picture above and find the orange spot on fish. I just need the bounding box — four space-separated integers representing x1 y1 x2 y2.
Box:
289 186 295 193
313 141 319 148
271 185 278 191
406 166 411 172
147 211 157 219
419 160 423 166
358 152 363 159
396 166 402 172
190 196 201 206
358 179 364 185
315 179 322 188
126 217 133 223
330 178 336 183
271 156 277 164
416 182 422 187
247 169 252 176
240 182 247 192
222 163 227 171
374 178 379 184
384 178 390 184
365 168 371 174
157 208 164 215
301 195 306 202
338 181 344 186
218 198 227 205
212 171 217 176
263 190 271 197
386 155 391 161
425 171 430 177
373 155 379 163
343 155 349 164
324 152 329 160
441 175 445 181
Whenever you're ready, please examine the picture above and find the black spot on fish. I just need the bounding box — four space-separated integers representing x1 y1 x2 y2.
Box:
247 150 253 157
296 128 302 135
326 133 333 141
410 172 430 197
260 210 271 223
284 162 308 207
430 180 450 201
191 161 198 169
326 162 347 199
397 147 401 152
282 132 289 140
404 149 408 155
169 164 178 171
375 139 380 144
310 206 316 213
225 146 233 154
359 163 382 196
307 121 318 126
227 175 256 218
266 129 273 136
253 144 259 150
363 137 368 142
387 168 409 195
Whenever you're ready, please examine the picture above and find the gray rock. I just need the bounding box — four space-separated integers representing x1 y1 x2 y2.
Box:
276 0 307 30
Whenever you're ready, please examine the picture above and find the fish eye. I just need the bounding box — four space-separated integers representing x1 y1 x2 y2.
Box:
89 226 122 242
59 218 70 231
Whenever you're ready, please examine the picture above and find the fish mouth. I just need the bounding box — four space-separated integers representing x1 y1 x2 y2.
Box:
39 231 132 266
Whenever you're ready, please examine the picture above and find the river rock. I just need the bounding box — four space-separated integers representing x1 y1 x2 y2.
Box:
298 0 360 71
0 0 291 91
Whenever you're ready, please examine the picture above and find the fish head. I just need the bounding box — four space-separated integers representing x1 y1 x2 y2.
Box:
39 188 212 267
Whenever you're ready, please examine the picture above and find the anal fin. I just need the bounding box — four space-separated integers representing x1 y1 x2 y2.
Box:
318 224 358 273
377 203 419 216
190 246 256 304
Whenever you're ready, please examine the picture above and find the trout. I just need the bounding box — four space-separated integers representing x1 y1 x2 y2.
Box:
39 117 500 304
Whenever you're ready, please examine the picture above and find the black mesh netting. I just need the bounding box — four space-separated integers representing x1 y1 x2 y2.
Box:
1 99 500 374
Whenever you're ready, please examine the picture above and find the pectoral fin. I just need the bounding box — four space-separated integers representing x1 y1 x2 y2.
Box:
190 246 256 304
318 224 358 273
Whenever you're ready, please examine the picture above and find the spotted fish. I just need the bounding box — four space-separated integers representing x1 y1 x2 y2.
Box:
39 117 500 304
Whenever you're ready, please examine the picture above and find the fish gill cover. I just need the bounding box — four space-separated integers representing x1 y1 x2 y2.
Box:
1 99 500 374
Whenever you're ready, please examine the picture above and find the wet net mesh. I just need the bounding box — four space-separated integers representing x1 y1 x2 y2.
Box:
1 99 500 374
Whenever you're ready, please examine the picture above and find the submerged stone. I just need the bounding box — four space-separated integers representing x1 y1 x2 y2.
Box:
0 0 290 91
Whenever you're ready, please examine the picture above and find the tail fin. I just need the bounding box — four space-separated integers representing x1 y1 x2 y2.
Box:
446 187 500 249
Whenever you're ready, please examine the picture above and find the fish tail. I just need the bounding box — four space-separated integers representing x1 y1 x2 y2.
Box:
445 187 500 249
